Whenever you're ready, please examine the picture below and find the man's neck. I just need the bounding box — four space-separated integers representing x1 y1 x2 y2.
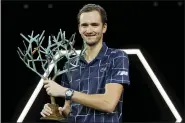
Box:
84 41 102 63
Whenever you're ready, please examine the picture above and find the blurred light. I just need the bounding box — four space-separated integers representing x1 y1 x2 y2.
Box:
153 2 158 7
177 2 183 7
48 4 53 9
23 4 29 9
17 49 182 122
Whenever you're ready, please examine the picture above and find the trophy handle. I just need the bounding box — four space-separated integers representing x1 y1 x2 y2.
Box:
50 95 56 104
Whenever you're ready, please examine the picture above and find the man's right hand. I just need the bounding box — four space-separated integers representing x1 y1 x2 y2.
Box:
40 103 70 117
40 103 53 117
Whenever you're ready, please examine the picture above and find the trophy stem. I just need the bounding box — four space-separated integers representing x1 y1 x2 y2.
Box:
50 75 57 104
50 96 56 104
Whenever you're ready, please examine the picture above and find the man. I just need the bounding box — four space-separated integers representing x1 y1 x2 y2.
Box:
41 4 130 123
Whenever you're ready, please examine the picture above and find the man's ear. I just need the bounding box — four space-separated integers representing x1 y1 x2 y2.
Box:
78 24 80 34
103 23 107 33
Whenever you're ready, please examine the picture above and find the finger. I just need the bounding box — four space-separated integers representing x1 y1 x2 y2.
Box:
43 80 51 84
58 107 63 111
44 84 49 89
43 81 49 85
44 108 53 114
44 104 52 113
40 112 46 117
59 107 65 111
58 107 63 115
46 90 51 95
44 103 51 109
41 109 51 116
46 88 50 92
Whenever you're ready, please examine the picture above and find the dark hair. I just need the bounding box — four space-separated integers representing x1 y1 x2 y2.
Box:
77 4 107 24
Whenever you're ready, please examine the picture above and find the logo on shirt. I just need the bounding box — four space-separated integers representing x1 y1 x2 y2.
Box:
117 71 128 76
100 67 107 72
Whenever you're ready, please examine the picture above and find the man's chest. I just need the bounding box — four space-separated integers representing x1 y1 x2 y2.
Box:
67 59 111 94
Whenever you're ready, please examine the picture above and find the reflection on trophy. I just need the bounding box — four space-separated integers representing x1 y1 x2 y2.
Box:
17 29 86 121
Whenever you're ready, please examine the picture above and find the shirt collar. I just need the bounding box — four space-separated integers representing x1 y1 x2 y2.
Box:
79 41 108 61
96 42 108 60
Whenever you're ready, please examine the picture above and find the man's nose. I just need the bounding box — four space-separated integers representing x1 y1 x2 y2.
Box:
86 26 93 33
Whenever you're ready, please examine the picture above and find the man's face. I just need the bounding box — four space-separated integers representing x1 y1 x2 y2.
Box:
78 10 107 46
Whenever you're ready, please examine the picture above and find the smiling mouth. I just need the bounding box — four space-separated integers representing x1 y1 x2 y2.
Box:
86 35 96 37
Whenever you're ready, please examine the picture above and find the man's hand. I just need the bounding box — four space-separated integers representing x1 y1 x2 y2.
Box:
40 103 53 117
43 79 68 97
40 103 70 117
58 104 70 117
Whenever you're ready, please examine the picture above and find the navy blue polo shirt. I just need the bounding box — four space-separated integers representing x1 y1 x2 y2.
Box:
61 42 130 123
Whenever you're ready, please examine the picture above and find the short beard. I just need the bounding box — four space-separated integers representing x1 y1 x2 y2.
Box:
86 41 99 46
85 36 102 47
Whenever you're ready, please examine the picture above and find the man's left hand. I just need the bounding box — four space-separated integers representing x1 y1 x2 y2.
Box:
43 79 67 97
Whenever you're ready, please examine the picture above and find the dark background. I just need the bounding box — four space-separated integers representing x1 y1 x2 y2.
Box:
2 1 184 122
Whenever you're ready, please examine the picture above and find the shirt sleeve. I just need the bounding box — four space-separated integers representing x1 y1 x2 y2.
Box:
106 50 130 86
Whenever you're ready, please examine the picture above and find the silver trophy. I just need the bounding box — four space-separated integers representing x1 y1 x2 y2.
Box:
17 29 86 121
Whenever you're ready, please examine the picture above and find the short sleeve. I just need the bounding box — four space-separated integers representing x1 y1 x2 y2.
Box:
60 64 70 88
106 50 130 86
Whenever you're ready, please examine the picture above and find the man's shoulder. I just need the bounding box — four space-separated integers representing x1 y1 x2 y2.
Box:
106 47 128 58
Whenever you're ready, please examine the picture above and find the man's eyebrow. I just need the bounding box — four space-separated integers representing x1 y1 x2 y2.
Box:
81 22 100 26
91 23 99 25
80 23 88 26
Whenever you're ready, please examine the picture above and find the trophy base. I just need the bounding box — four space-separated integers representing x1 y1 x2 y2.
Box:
40 115 65 121
40 103 66 122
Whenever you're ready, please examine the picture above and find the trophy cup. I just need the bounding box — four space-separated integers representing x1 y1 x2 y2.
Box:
17 29 86 121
